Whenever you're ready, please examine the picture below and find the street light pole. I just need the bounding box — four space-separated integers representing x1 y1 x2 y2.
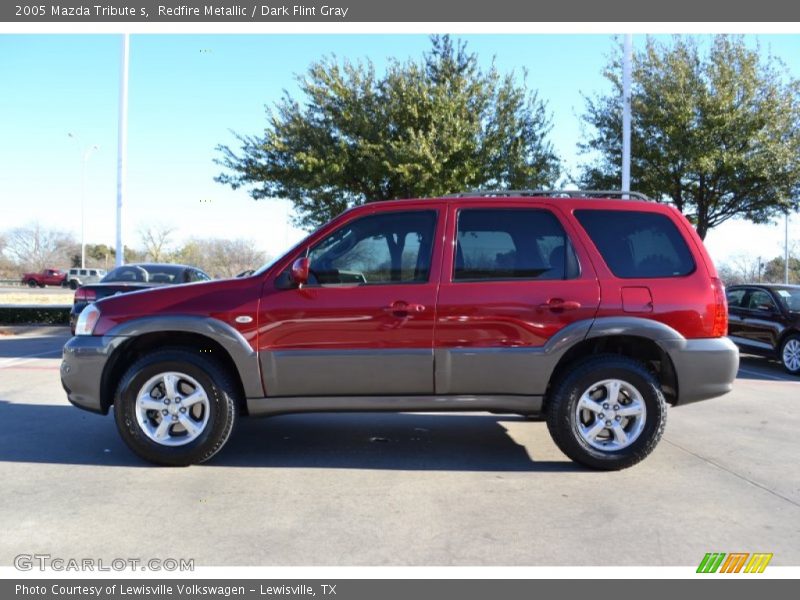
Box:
116 33 130 268
786 211 790 284
622 34 633 198
68 133 99 270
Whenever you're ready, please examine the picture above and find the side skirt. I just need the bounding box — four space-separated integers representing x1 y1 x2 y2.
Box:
246 394 543 417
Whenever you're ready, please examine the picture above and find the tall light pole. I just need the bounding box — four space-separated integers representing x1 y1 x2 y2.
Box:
786 211 791 284
622 34 633 198
68 133 99 269
116 33 130 268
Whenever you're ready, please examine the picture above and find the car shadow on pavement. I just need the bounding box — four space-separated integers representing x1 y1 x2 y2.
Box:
737 355 798 382
0 400 582 472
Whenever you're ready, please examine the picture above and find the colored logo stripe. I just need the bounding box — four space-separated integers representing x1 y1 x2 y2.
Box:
697 552 773 573
744 553 773 573
697 553 726 573
720 553 749 573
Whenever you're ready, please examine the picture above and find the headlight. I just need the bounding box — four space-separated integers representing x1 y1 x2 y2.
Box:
75 304 101 336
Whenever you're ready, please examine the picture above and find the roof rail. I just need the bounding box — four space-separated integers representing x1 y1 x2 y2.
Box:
443 189 652 201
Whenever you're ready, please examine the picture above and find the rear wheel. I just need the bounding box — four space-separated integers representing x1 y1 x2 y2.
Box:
114 348 239 466
780 334 800 375
546 354 667 470
69 280 79 290
26 279 37 288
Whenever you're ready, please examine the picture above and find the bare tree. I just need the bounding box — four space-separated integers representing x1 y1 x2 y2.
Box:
3 223 75 272
720 254 767 285
139 224 176 262
173 238 268 278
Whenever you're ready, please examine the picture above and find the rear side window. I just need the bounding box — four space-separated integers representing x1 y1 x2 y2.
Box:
726 289 746 308
575 210 695 278
454 208 579 281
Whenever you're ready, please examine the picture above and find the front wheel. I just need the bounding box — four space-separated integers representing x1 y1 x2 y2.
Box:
780 334 800 375
114 348 239 466
546 355 667 470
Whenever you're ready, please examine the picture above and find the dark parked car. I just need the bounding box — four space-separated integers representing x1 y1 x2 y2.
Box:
61 191 738 469
726 284 800 375
69 263 211 334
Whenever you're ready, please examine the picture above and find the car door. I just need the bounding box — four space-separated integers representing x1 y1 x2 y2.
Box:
434 202 601 395
738 288 784 352
726 287 748 341
257 206 444 397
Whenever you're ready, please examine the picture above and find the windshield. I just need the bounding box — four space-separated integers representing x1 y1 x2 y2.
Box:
101 264 185 284
773 288 800 312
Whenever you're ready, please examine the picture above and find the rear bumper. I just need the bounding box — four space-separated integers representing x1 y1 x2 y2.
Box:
661 336 740 405
60 335 118 414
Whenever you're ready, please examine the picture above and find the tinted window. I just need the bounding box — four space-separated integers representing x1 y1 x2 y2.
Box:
726 289 746 308
102 264 186 284
575 210 695 278
454 209 578 281
747 290 777 311
774 288 800 312
308 211 437 285
189 269 211 282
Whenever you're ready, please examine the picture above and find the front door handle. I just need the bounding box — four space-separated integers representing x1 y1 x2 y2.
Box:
384 301 426 316
538 298 581 311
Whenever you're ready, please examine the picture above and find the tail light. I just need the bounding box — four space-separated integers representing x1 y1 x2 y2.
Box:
710 277 728 337
74 288 97 303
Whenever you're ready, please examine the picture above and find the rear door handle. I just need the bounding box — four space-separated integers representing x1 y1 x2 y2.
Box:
538 298 581 311
384 301 426 316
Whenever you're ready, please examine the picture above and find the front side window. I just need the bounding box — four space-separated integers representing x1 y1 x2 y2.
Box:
454 208 578 281
575 210 695 278
775 288 800 312
307 210 437 286
747 290 777 312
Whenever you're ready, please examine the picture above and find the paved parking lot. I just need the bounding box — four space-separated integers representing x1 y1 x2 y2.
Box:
0 328 798 566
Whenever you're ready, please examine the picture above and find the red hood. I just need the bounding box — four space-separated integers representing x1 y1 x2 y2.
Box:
93 276 262 336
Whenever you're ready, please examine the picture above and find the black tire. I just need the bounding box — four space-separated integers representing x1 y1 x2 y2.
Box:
69 280 79 290
114 348 239 466
546 354 667 470
779 333 800 375
26 279 37 288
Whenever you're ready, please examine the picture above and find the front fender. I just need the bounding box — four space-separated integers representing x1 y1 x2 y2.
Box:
105 315 263 398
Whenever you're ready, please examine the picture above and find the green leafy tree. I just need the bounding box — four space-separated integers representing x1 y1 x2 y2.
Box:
580 35 800 239
216 35 560 230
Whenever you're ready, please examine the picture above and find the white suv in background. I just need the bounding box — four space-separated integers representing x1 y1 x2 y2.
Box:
66 268 106 289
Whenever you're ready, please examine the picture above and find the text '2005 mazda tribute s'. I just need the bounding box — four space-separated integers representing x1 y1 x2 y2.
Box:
61 191 739 469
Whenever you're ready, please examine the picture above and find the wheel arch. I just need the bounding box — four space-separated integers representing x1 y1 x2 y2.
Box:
546 318 682 406
99 317 262 414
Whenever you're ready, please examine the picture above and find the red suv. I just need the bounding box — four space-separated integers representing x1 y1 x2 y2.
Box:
61 191 739 469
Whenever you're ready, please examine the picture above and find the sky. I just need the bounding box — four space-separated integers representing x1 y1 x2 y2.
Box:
1 33 799 267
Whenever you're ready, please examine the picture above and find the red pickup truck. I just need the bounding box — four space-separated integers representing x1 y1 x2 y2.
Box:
21 268 67 288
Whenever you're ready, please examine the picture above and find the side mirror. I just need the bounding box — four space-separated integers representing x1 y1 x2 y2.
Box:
290 257 310 286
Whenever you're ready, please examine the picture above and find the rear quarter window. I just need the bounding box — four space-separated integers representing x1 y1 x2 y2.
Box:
575 209 695 278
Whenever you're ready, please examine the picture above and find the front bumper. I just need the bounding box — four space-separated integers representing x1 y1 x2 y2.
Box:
60 335 123 414
661 336 740 405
